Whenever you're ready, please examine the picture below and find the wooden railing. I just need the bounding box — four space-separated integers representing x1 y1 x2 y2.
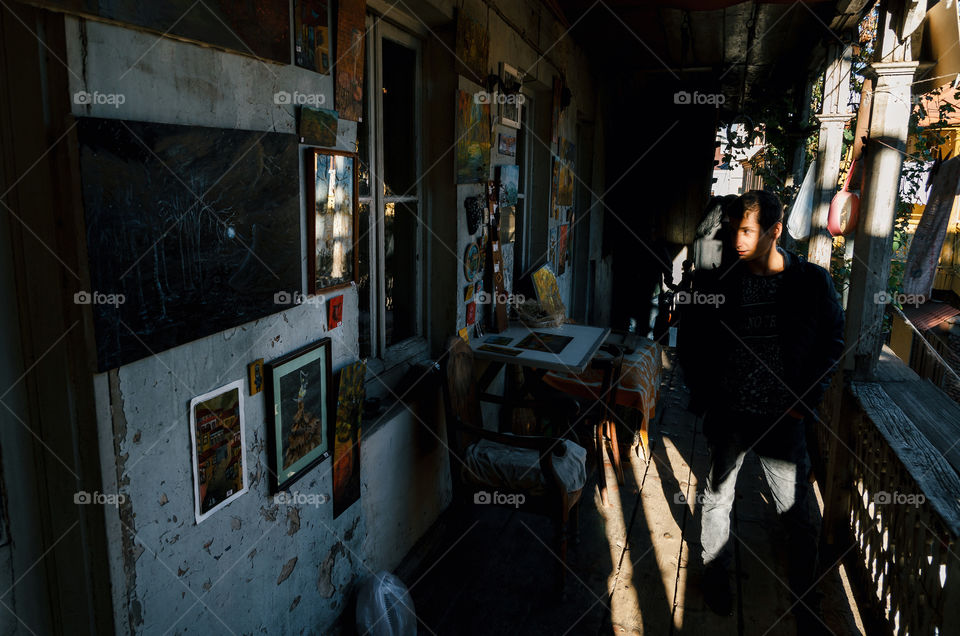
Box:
816 348 960 635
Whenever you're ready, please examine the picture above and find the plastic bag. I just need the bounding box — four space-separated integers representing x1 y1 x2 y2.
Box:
355 571 417 636
785 159 817 240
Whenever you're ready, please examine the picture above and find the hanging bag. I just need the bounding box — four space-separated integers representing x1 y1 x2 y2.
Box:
827 155 862 236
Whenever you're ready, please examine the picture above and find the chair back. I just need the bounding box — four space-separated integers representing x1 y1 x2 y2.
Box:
440 337 484 449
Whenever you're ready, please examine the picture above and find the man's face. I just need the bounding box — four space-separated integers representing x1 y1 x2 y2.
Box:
730 210 779 261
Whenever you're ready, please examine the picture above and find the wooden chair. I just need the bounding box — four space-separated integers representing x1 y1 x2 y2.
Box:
438 337 586 592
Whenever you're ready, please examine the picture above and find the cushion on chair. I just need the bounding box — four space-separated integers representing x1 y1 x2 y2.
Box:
461 437 588 495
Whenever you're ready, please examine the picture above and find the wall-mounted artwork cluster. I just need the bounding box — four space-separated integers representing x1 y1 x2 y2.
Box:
188 342 367 523
77 117 301 371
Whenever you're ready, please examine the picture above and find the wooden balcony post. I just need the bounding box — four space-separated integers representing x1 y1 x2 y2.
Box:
809 41 855 269
843 6 918 379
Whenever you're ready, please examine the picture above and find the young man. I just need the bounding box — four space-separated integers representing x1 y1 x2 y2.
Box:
677 191 845 632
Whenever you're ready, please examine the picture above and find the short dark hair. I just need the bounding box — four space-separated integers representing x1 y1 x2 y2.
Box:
726 190 783 232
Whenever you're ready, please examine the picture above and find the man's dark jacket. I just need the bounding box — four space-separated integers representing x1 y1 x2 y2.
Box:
676 248 845 420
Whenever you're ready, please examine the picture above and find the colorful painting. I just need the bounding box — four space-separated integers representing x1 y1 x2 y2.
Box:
464 242 482 281
532 264 566 317
455 11 489 82
309 150 358 292
77 117 300 371
498 165 519 206
464 284 475 302
295 0 330 73
498 133 517 156
458 326 470 342
558 162 574 206
328 295 343 329
516 332 574 354
334 0 366 121
299 106 338 146
190 381 247 523
333 360 366 519
456 90 492 183
30 0 289 63
267 339 332 492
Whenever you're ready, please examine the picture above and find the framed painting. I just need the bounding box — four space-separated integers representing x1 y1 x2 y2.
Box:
266 338 333 493
294 0 331 73
332 360 366 519
498 133 516 156
307 149 359 294
334 0 366 121
189 380 248 524
532 264 566 318
298 106 339 146
499 63 523 129
454 10 488 83
455 90 491 183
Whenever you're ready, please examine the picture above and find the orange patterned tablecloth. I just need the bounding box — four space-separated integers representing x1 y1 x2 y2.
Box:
542 337 662 428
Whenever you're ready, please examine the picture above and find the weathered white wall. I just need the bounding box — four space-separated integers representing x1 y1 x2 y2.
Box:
61 0 603 632
67 16 448 634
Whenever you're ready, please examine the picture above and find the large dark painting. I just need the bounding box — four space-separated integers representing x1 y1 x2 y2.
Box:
77 117 301 370
23 0 289 63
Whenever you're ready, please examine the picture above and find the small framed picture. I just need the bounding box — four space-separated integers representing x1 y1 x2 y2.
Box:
307 149 359 295
266 338 333 493
499 63 523 129
189 380 248 524
498 133 517 156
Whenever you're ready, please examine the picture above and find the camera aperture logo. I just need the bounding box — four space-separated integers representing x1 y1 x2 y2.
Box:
475 290 525 306
274 291 324 307
74 90 125 108
873 490 925 508
474 490 525 508
874 291 925 307
673 91 725 106
274 91 325 107
274 492 329 506
74 491 126 507
673 492 707 506
473 91 525 105
674 291 725 307
74 290 125 308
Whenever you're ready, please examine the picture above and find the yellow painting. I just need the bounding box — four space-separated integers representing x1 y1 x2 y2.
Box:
532 265 566 318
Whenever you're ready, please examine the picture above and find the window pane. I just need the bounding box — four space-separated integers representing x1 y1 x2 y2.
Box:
384 201 418 345
358 201 372 358
358 53 371 198
381 39 417 197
